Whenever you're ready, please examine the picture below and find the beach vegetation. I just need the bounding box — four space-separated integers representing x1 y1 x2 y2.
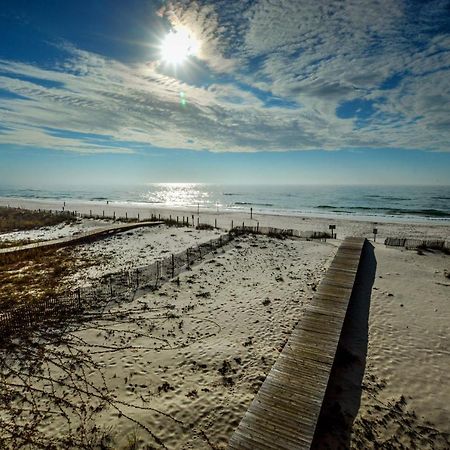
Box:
196 223 214 230
0 246 98 310
0 206 75 232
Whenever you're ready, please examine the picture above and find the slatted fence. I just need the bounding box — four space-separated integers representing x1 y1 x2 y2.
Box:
0 233 233 337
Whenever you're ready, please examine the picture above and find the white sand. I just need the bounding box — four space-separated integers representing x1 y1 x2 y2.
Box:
1 196 449 242
71 225 222 284
1 199 449 449
1 233 336 449
350 243 450 447
0 219 101 243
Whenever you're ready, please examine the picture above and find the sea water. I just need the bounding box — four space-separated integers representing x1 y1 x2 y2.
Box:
0 184 449 222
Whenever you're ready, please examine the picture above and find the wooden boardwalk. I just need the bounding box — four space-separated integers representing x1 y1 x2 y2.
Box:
0 221 164 259
228 237 366 450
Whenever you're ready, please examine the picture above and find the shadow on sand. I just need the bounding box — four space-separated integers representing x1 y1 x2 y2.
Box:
311 240 377 450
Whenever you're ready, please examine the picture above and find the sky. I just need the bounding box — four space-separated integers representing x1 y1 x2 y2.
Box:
0 0 450 186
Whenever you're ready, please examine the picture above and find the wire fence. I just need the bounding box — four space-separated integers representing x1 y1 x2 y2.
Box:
0 233 233 338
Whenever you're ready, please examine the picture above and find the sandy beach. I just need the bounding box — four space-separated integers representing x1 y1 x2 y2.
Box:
1 196 449 242
0 200 449 449
2 0 450 447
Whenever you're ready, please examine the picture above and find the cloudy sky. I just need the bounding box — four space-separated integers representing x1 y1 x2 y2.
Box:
1 0 449 185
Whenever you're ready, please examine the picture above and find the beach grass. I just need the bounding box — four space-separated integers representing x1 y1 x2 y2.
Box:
0 246 101 310
0 248 74 309
0 206 75 233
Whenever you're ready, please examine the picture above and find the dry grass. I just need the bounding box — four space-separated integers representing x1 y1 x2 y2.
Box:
0 208 87 309
0 247 98 310
0 206 75 233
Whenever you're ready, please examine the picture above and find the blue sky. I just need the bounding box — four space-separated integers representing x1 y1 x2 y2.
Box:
1 0 450 186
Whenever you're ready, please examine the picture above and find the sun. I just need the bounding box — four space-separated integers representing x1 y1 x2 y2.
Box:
160 27 199 65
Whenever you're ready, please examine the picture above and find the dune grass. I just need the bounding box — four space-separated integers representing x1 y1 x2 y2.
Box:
0 206 75 233
0 247 82 310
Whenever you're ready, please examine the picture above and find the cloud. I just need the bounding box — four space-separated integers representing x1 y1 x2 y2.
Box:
157 0 239 73
0 0 449 154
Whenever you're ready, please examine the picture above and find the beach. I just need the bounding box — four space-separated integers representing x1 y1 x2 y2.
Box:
2 0 450 446
0 199 449 449
1 196 449 242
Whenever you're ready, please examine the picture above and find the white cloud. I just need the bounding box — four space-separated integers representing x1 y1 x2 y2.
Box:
0 0 449 153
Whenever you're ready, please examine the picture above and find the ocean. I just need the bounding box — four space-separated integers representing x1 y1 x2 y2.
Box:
0 184 449 222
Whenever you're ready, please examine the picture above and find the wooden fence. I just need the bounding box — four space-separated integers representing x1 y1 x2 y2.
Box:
385 236 449 251
0 233 233 338
1 211 335 338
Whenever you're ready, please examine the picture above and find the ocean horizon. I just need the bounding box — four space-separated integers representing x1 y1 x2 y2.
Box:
1 184 449 222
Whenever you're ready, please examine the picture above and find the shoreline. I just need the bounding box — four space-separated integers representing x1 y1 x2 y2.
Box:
1 197 449 242
1 194 449 225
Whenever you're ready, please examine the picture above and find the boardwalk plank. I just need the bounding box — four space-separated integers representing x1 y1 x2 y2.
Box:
228 237 365 450
0 221 164 259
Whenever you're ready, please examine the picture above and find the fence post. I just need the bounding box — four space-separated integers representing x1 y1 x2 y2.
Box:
171 254 175 278
231 220 233 230
257 222 259 232
126 212 128 219
159 214 161 220
177 216 179 225
197 217 199 227
215 218 217 228
138 213 140 221
155 261 160 288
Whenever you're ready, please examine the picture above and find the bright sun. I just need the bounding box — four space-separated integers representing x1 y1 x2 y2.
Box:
160 27 199 65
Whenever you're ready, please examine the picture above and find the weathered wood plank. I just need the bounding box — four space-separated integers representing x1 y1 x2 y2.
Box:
0 221 164 259
228 237 365 450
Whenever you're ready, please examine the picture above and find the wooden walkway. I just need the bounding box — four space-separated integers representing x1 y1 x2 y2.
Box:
228 237 366 450
0 221 164 259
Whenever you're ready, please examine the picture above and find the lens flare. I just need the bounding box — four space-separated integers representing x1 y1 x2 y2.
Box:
160 27 199 65
180 91 186 107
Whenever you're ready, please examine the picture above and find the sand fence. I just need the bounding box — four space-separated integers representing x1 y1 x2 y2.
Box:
385 236 450 251
0 205 336 339
0 224 333 338
0 233 233 338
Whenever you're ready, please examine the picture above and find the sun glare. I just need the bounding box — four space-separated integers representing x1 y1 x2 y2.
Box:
160 27 199 65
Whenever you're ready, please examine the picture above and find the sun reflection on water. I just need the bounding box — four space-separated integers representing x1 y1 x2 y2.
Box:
141 183 211 207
